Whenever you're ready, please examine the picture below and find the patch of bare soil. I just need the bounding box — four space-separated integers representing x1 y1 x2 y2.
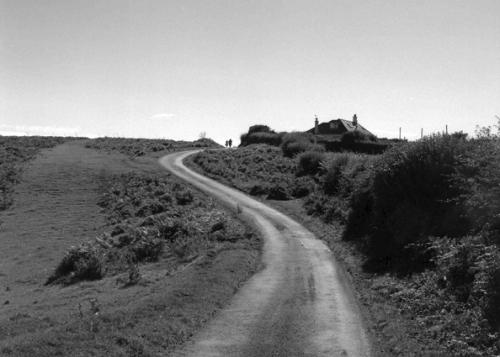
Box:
0 141 260 356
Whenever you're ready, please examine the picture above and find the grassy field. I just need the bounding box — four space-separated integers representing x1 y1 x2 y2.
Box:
187 126 500 357
0 137 261 356
0 136 69 210
85 137 220 158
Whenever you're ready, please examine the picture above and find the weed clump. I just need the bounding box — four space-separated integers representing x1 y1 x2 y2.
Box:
267 184 289 200
46 244 105 285
296 150 325 176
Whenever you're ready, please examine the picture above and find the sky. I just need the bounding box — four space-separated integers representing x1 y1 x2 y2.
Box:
1 0 499 144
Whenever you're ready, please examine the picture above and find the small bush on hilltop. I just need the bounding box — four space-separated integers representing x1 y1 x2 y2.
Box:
240 125 284 147
248 125 271 134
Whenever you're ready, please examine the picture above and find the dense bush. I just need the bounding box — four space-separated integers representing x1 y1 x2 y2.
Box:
240 131 283 146
240 125 284 146
188 144 304 198
340 130 376 145
46 244 105 285
322 140 389 154
248 125 271 134
267 184 289 200
129 234 165 262
296 150 325 176
281 132 316 157
345 134 470 269
454 137 500 236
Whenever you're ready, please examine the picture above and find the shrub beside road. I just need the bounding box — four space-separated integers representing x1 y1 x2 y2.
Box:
187 123 500 356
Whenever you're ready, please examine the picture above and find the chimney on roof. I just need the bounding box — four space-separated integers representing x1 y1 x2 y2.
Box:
314 115 319 135
353 114 358 127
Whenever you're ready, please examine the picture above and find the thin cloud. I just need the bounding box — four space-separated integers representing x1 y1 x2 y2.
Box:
0 125 80 136
150 113 176 120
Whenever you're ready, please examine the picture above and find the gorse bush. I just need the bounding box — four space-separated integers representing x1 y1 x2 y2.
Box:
240 131 283 146
248 125 271 134
281 132 316 157
189 144 314 199
240 125 283 146
340 130 376 145
46 244 105 285
296 150 325 176
454 137 500 237
322 153 373 196
322 153 351 194
345 134 471 270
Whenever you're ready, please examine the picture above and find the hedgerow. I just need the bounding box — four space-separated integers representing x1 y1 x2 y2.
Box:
345 135 471 270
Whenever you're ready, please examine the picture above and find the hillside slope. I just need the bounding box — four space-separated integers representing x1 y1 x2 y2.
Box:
0 140 260 356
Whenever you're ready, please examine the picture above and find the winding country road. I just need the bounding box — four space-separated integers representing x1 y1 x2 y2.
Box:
159 150 372 357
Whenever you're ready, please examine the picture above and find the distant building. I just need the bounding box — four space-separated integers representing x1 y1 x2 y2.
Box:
307 114 375 138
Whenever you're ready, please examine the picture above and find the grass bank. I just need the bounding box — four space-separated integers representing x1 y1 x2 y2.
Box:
0 138 261 356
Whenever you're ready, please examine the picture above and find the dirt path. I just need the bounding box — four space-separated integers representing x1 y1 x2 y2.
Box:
160 151 372 357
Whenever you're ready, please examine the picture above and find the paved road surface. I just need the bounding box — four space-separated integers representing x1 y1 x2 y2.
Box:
159 150 372 357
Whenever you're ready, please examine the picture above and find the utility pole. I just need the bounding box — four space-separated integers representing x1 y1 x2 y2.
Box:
399 127 402 140
421 128 423 139
445 124 448 135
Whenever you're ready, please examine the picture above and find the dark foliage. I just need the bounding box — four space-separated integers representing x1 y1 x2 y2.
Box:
345 135 470 270
248 125 272 134
296 150 325 176
322 140 389 154
340 130 376 144
46 245 105 285
240 131 283 146
280 132 316 157
240 125 284 146
267 184 290 200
